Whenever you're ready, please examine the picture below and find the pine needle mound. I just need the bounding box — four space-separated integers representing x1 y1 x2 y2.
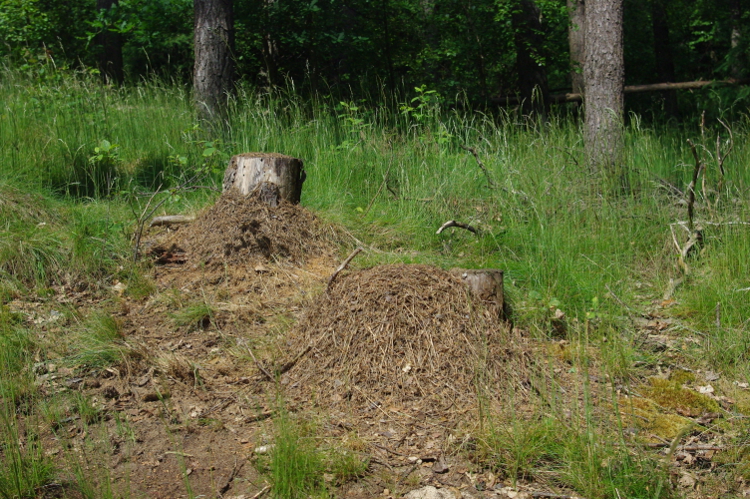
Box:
154 190 336 265
285 264 521 418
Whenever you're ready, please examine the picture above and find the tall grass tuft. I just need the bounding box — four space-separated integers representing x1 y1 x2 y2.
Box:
270 412 327 499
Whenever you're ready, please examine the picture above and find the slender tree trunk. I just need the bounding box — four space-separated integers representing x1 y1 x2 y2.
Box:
729 0 743 78
261 0 279 87
194 0 235 122
651 0 678 117
382 0 395 93
584 0 624 179
567 0 585 95
512 0 549 118
96 0 123 85
462 1 489 100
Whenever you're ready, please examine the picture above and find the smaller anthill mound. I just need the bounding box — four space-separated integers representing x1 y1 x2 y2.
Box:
283 264 525 420
152 189 336 266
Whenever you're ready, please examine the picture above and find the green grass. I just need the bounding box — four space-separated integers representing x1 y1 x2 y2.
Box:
269 412 328 499
1 63 750 497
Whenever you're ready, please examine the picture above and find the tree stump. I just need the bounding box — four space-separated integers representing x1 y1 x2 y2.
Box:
451 269 506 321
223 153 305 206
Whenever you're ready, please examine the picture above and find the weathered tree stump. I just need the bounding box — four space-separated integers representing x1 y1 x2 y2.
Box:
451 269 506 321
223 153 305 206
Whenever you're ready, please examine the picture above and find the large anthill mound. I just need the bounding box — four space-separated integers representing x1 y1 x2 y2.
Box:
153 190 335 266
284 264 524 418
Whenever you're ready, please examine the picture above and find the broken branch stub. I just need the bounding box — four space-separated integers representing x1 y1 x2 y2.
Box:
223 153 306 205
451 269 506 321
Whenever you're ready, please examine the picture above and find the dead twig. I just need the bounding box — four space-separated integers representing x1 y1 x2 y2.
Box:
436 220 479 235
276 345 312 375
686 139 702 233
553 146 580 168
716 118 734 177
531 493 589 499
247 348 274 382
655 177 685 197
327 247 363 289
396 462 420 490
461 145 496 189
218 460 245 496
149 215 196 227
364 161 394 216
244 411 274 423
370 442 408 457
132 174 202 262
248 485 271 499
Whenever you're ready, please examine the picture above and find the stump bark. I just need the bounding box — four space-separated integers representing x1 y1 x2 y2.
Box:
451 269 506 321
223 153 305 206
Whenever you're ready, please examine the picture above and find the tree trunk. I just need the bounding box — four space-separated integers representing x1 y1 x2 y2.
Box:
729 0 744 78
194 0 235 122
584 0 624 179
512 0 550 118
223 153 306 206
260 0 279 87
567 0 585 95
381 0 396 93
96 0 124 85
651 0 678 117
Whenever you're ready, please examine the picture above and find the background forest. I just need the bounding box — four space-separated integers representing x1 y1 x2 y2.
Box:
1 0 749 116
3 1 750 499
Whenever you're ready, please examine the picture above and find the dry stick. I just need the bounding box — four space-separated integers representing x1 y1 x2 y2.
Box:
219 460 245 496
133 184 164 262
149 215 196 227
686 139 703 233
248 485 271 499
327 247 363 289
553 146 580 168
461 145 496 189
364 162 394 216
133 173 201 262
370 442 409 457
436 220 479 235
244 411 274 423
531 493 589 499
395 462 420 490
276 345 312 375
247 348 274 382
716 117 734 177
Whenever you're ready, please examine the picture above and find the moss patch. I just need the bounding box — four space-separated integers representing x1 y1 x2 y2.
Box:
642 377 719 416
619 396 694 442
668 369 695 385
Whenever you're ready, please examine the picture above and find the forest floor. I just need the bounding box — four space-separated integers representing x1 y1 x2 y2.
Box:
13 190 748 499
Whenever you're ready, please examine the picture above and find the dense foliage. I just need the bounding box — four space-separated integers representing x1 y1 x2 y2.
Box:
1 0 748 112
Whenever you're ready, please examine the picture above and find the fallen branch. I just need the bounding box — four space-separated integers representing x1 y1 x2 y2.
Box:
492 78 750 105
276 345 312 375
436 220 479 235
672 220 750 227
327 247 363 289
150 215 196 227
461 145 496 189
